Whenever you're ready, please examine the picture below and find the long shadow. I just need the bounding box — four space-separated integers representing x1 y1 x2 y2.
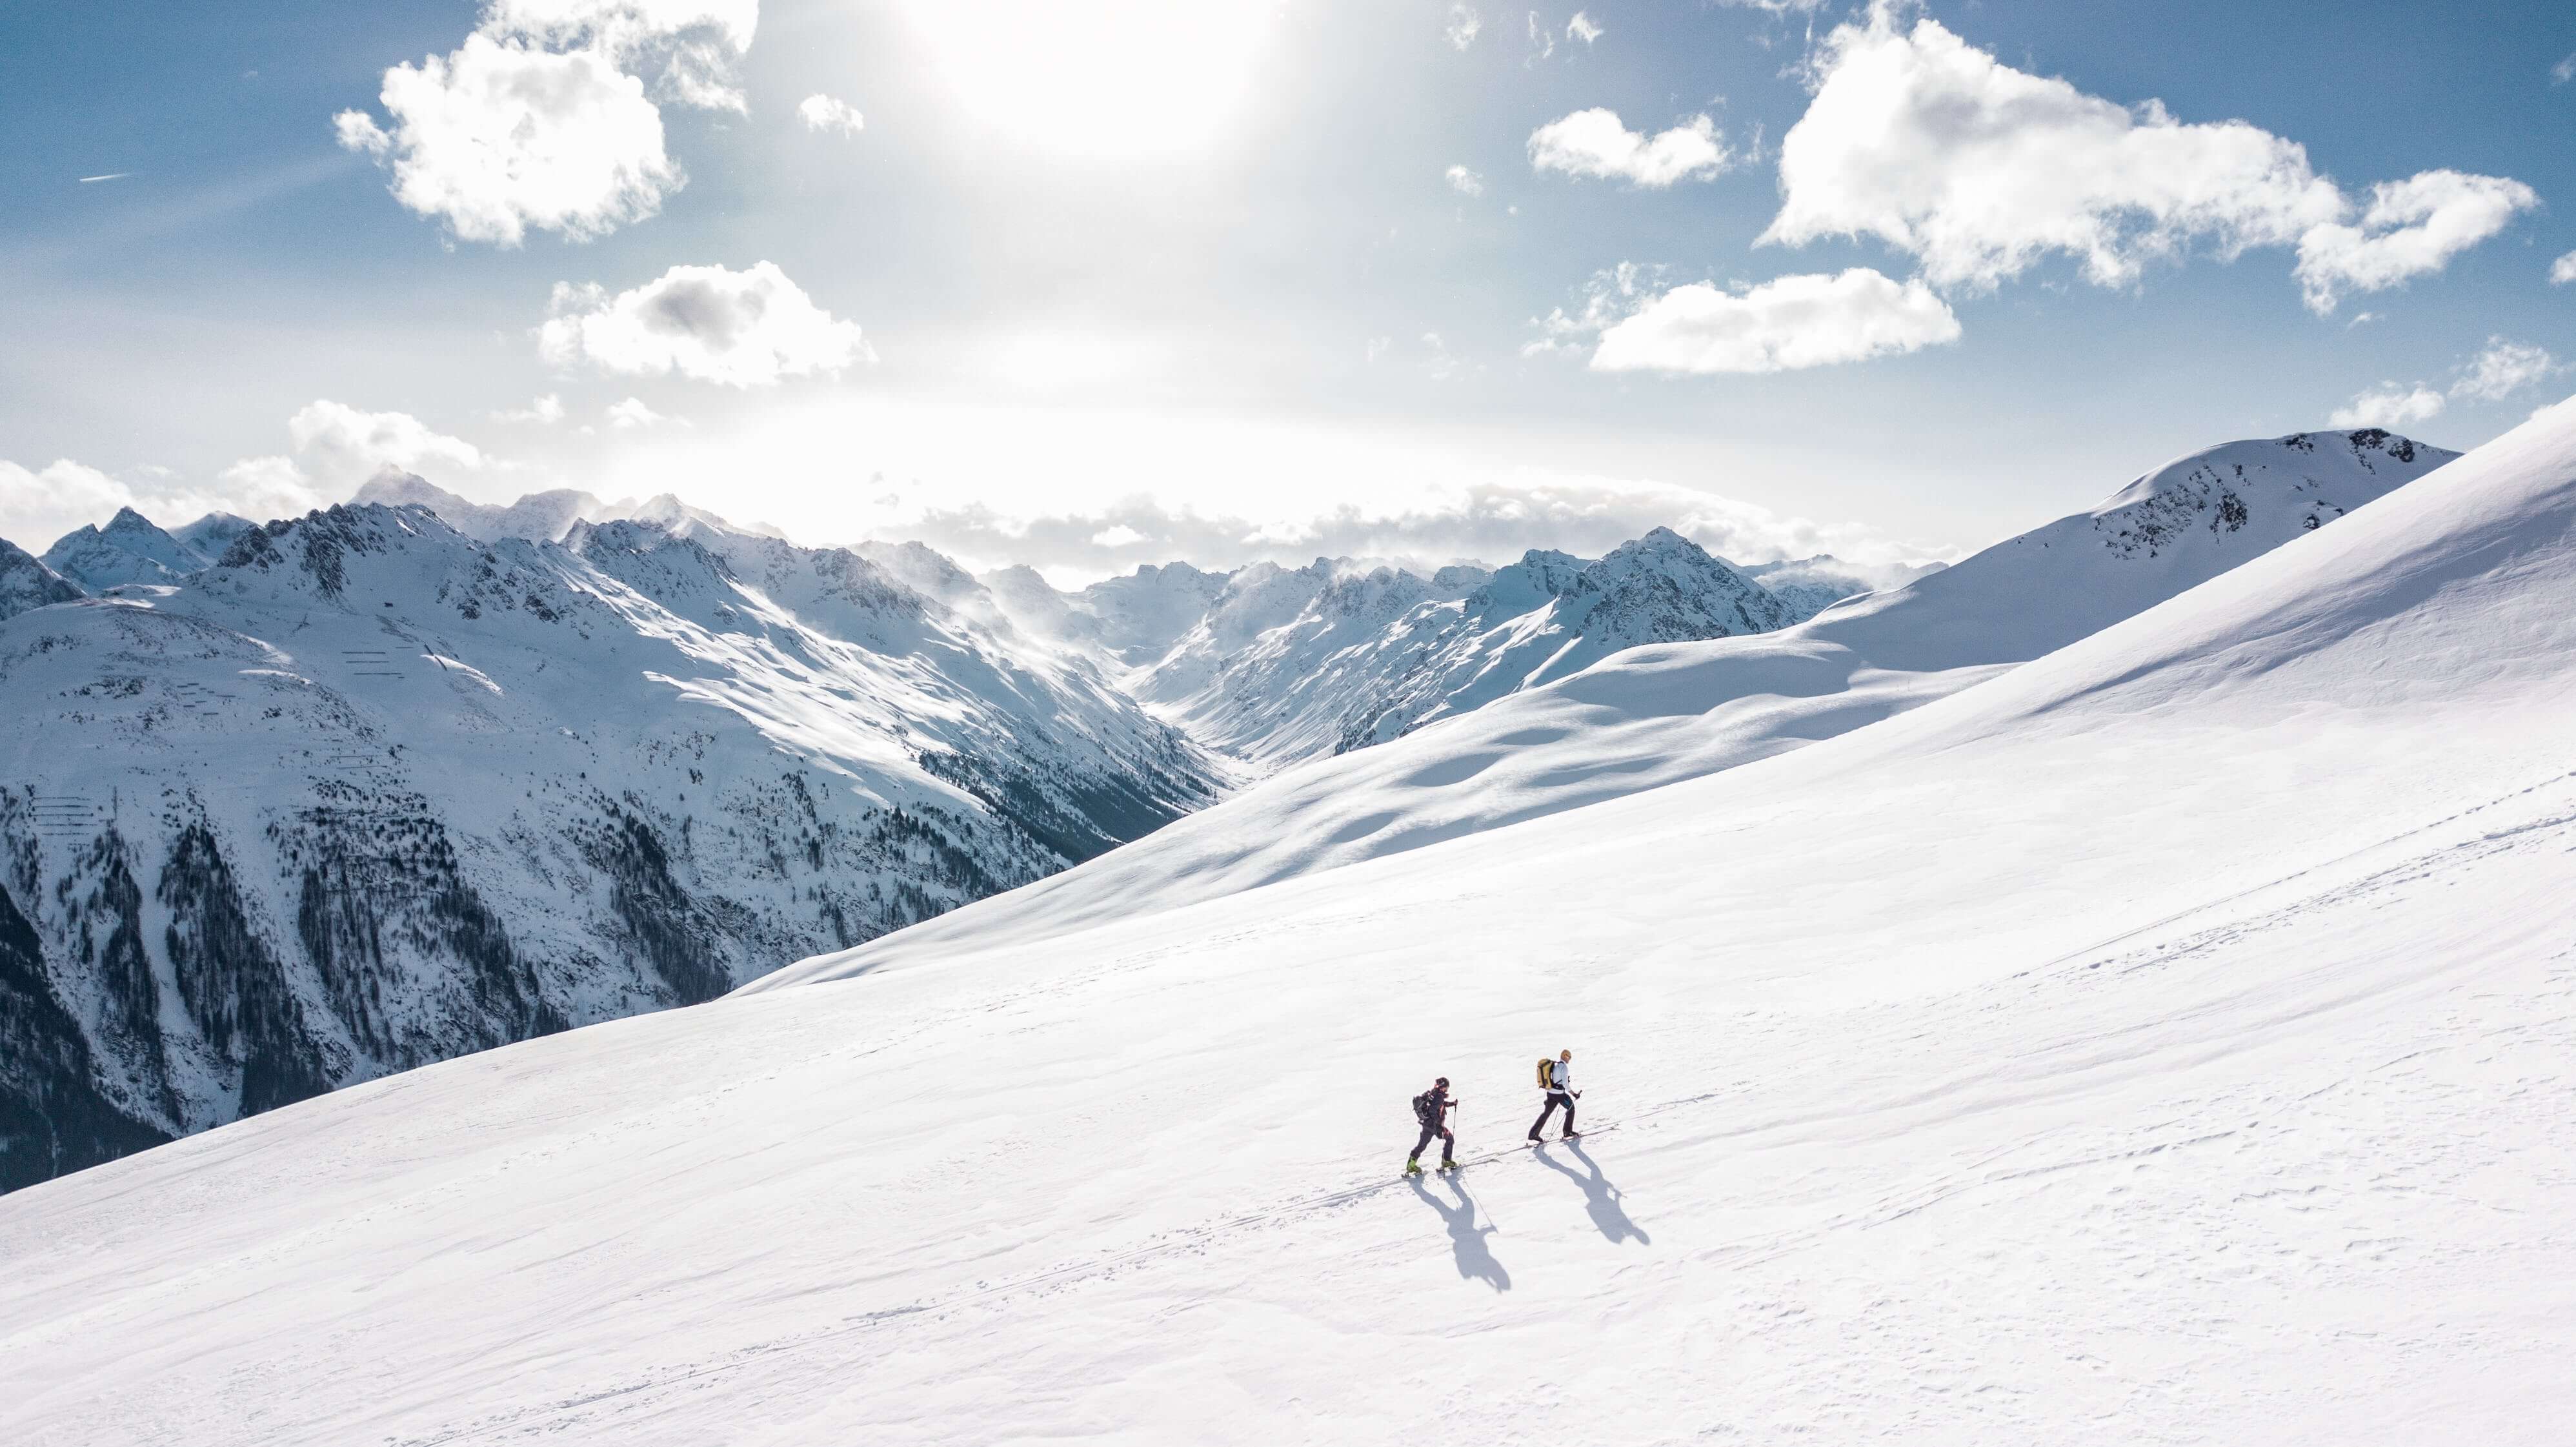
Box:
1407 1172 1511 1291
1535 1139 1650 1246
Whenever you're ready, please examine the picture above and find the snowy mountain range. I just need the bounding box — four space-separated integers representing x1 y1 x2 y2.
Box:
0 432 2426 1192
5 404 2569 1442
763 427 2457 975
0 500 1220 1190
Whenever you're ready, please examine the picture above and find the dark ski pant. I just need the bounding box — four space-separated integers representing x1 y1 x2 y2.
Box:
1411 1124 1454 1163
1531 1091 1575 1138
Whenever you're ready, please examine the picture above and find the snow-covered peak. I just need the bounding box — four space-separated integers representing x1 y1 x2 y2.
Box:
0 538 83 622
1074 562 1237 663
170 512 257 562
41 507 212 589
347 474 784 546
1744 554 1946 623
1469 547 1587 614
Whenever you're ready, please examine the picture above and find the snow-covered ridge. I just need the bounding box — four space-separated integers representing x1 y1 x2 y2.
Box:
758 427 2455 985
0 499 1221 1190
3 412 2568 1442
0 474 1872 1192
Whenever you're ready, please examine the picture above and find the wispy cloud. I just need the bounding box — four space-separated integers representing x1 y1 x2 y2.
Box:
1566 12 1602 45
2553 51 2576 85
77 172 134 184
1444 4 1481 50
1445 165 1485 197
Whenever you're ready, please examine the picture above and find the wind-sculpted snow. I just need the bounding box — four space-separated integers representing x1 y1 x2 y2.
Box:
763 429 2453 981
0 502 1220 1190
3 412 2571 1442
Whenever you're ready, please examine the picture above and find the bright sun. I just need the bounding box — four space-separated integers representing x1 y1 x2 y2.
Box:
900 0 1281 159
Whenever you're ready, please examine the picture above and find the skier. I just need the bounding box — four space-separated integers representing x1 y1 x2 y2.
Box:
1529 1048 1580 1141
1405 1077 1460 1174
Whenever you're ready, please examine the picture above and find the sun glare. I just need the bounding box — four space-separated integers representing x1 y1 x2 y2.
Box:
901 0 1280 158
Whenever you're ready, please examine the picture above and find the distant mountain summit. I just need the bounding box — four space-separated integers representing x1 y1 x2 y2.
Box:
41 506 217 589
1138 527 1801 764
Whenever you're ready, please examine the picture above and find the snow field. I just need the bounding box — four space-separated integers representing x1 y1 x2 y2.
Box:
1 412 2571 1441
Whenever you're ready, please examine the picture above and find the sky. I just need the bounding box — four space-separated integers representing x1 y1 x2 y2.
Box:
3 0 2573 583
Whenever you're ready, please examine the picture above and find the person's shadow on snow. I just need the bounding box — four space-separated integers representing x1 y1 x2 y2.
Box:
1407 1172 1511 1291
1535 1139 1650 1246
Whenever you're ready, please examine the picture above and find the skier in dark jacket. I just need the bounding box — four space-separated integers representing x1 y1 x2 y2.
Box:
1405 1077 1460 1174
1529 1048 1580 1141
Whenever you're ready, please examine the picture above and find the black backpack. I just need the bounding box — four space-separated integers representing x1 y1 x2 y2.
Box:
1412 1089 1440 1127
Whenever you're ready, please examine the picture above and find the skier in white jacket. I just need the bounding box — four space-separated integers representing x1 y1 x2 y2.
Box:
1529 1048 1580 1141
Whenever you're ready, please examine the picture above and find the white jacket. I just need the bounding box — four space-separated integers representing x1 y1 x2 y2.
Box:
1545 1060 1573 1094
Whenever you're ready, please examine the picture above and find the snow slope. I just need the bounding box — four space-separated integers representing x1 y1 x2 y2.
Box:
0 540 81 623
762 428 2454 975
3 410 2571 1442
0 502 1218 1191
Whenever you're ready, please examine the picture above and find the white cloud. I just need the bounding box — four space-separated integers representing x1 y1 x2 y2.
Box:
1707 0 1828 10
288 400 487 487
1586 268 1962 375
1529 109 1732 187
798 93 865 136
2552 250 2576 285
2555 52 2575 85
2451 337 2560 403
607 396 675 428
538 261 868 387
2328 384 2446 430
492 393 567 424
903 474 1940 583
334 1 754 245
1566 11 1602 44
1445 164 1485 197
0 400 490 550
2293 170 2539 314
1763 12 2535 312
1 457 326 552
1444 5 1482 50
487 0 758 108
2322 337 2561 431
336 36 676 246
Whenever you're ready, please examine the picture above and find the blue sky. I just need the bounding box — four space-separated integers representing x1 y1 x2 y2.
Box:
4 0 2572 579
